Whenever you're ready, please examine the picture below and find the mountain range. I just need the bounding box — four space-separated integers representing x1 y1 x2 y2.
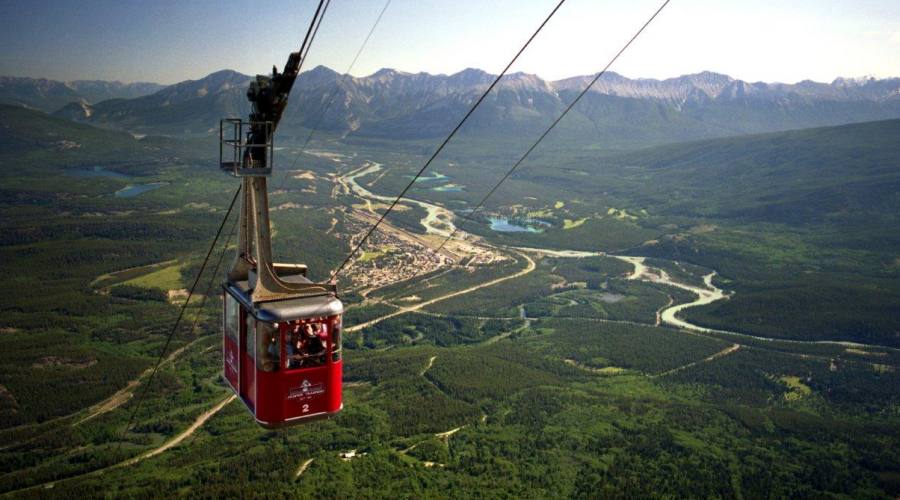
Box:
4 67 900 146
0 76 165 113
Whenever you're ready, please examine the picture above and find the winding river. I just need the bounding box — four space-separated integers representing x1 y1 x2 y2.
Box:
518 248 897 350
512 247 729 332
613 256 729 332
340 161 896 351
342 162 457 237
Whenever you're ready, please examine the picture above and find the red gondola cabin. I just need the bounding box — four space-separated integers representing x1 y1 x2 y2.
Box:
218 42 344 428
223 275 343 428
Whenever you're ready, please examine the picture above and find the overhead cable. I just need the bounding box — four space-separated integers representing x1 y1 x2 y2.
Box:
436 0 673 254
275 0 393 193
330 0 569 280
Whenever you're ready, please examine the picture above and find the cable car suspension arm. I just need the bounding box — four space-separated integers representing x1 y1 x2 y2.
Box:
225 0 336 303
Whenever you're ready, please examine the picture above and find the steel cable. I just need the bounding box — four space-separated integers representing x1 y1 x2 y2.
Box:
435 0 673 254
329 0 569 281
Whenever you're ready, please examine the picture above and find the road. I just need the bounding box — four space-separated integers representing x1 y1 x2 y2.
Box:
347 252 536 333
28 149 895 490
435 426 464 440
75 335 213 426
295 458 314 479
512 248 899 352
421 355 437 376
118 395 236 467
655 344 742 377
17 394 235 495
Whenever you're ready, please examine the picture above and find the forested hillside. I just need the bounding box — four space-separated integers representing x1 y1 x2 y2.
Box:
0 86 897 498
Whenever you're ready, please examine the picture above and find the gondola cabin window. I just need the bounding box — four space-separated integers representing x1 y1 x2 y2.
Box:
284 319 329 370
225 296 240 342
331 317 342 362
257 322 280 372
222 295 241 391
246 314 256 361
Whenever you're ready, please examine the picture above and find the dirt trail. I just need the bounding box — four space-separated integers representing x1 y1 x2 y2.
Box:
656 344 741 378
325 217 338 235
421 356 437 376
481 329 513 346
400 424 467 458
435 426 464 440
347 253 535 333
4 336 216 452
119 395 235 467
76 337 210 426
563 359 626 375
295 458 314 479
90 259 178 289
75 379 142 426
23 395 236 494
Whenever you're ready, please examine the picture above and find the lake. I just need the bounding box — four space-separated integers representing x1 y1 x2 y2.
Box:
409 171 449 182
65 167 166 198
488 217 550 233
115 183 167 198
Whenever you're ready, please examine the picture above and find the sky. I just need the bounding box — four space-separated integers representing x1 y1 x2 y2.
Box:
1 0 898 85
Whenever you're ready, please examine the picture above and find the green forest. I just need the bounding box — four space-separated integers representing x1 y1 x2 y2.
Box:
0 106 898 498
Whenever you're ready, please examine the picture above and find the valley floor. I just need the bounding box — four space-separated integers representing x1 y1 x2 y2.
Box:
1 144 898 498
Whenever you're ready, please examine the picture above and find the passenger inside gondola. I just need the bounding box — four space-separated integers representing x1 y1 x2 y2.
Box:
306 323 327 365
286 321 327 369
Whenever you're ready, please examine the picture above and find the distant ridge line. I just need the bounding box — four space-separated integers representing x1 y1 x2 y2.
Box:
4 67 899 97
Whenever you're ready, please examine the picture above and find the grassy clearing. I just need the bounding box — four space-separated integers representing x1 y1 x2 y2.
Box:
779 375 812 401
124 262 185 291
563 218 587 230
607 207 638 220
90 259 178 289
358 250 387 263
527 208 554 218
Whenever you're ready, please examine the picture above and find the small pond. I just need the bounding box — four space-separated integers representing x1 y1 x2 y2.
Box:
65 167 166 198
115 183 167 198
488 217 550 233
409 171 449 182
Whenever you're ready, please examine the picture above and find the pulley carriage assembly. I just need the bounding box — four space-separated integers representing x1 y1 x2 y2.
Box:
219 38 342 428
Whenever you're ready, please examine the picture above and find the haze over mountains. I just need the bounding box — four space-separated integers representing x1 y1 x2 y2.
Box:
3 66 899 146
0 76 165 113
